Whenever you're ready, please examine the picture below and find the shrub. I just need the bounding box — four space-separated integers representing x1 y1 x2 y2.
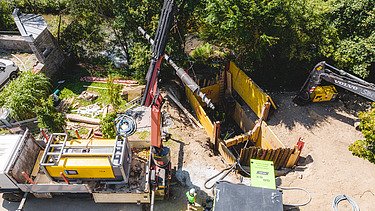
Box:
100 112 117 139
34 97 66 132
349 103 375 163
0 72 51 120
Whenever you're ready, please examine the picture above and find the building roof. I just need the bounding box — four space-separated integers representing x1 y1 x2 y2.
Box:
12 8 47 39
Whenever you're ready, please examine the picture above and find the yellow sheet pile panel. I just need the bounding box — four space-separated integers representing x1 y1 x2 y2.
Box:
201 84 221 104
185 87 214 139
228 62 276 118
46 157 115 179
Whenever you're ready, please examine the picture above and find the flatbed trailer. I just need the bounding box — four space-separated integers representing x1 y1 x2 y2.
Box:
0 129 152 204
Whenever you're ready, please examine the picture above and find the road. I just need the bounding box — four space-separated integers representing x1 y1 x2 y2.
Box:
0 194 142 211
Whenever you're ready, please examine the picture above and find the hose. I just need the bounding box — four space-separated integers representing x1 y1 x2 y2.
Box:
204 163 312 208
115 114 137 137
278 186 312 207
204 160 251 189
204 162 237 189
332 194 360 211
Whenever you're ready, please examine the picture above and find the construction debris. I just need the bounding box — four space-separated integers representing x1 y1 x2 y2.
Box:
78 91 98 101
72 104 103 118
66 113 100 125
166 91 202 129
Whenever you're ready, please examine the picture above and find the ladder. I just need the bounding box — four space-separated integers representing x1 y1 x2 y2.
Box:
111 136 125 165
40 133 68 166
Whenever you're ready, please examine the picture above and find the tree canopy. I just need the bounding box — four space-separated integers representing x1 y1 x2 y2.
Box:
1 0 373 87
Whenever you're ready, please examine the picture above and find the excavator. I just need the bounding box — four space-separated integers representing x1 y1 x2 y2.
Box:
294 61 375 105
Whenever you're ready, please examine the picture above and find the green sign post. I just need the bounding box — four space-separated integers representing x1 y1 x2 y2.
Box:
250 159 276 190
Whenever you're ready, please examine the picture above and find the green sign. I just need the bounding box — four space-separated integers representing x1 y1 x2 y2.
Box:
250 159 276 190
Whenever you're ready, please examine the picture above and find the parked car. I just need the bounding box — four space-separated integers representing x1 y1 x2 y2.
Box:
0 59 19 86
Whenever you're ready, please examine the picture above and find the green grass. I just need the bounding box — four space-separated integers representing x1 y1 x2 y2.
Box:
58 65 129 113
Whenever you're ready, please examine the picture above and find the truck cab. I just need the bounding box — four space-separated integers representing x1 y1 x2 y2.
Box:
0 59 19 87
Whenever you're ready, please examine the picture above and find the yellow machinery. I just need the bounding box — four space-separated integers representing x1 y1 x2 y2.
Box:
40 133 131 181
310 85 338 102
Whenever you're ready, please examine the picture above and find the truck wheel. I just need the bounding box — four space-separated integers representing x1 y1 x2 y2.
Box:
9 71 18 80
2 193 23 202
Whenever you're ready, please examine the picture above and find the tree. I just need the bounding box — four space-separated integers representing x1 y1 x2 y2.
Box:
107 74 122 110
0 72 51 120
34 97 66 132
349 103 375 163
329 0 375 78
0 1 16 31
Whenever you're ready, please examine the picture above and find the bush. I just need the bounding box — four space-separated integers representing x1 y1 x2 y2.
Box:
34 97 66 132
100 112 117 139
349 103 375 163
0 72 51 120
0 1 16 31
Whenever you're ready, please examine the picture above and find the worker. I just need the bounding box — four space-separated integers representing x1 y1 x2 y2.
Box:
186 188 197 210
203 197 213 211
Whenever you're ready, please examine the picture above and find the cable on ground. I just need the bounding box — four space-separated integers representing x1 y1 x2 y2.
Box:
115 114 137 137
332 194 360 211
278 186 312 207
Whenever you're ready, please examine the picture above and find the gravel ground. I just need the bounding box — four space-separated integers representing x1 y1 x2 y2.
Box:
267 92 375 210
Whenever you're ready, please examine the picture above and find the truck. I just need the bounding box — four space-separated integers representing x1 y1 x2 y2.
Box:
0 128 155 204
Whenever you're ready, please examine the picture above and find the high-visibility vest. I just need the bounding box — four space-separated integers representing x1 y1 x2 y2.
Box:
186 191 195 204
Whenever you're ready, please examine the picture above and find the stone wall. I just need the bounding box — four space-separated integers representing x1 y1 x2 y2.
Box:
0 35 32 53
31 29 65 78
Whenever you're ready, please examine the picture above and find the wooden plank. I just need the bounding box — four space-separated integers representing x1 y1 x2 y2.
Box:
242 148 249 165
260 122 285 149
261 149 267 160
225 134 254 147
286 146 301 168
228 61 276 118
269 149 275 161
218 142 236 165
278 149 290 169
252 148 257 159
283 148 294 168
260 102 271 121
272 148 281 164
226 72 232 95
265 149 272 161
275 149 286 169
239 149 244 164
256 149 262 159
225 137 238 147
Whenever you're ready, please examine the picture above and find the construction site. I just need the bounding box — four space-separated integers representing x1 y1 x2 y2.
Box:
0 0 375 211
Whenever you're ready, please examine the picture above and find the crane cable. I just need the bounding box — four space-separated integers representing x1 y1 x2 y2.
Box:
332 194 360 211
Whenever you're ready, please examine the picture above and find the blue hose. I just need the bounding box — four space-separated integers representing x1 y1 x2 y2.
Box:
115 114 137 137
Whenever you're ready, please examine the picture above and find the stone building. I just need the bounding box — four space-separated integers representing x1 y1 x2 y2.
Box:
12 8 65 78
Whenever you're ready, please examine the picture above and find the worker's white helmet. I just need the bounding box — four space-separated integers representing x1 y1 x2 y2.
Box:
189 188 196 195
